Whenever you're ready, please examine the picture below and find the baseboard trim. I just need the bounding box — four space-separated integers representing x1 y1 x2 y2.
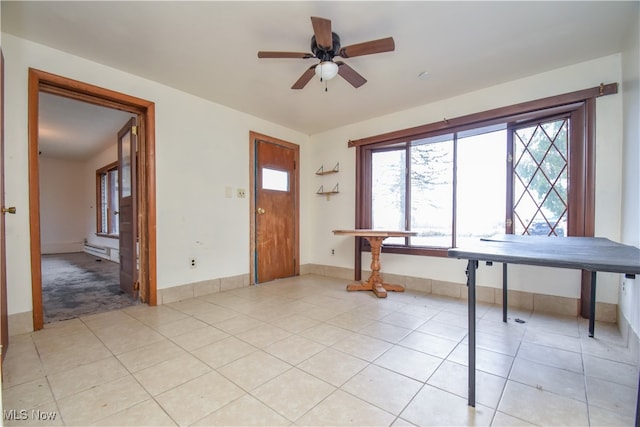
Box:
157 273 250 304
301 263 618 322
8 266 620 335
8 311 34 337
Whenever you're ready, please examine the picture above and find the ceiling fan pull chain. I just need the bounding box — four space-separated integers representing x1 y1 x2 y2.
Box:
325 80 329 92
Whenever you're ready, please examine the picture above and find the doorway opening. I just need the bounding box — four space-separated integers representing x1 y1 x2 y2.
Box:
38 92 138 323
28 68 157 330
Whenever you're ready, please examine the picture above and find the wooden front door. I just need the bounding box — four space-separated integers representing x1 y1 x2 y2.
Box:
253 135 299 283
118 118 138 298
0 52 9 360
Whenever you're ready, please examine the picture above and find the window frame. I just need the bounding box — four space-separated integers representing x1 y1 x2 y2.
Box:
96 160 119 238
353 84 616 260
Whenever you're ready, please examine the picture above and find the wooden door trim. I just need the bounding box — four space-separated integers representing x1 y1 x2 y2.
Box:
28 68 157 330
1 50 8 360
249 131 300 285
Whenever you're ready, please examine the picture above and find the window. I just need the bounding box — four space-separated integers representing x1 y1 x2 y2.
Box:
262 167 289 192
511 117 568 238
96 162 119 237
353 84 616 257
369 126 506 249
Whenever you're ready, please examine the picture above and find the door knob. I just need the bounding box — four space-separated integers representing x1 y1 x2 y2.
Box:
257 207 265 215
1 207 16 214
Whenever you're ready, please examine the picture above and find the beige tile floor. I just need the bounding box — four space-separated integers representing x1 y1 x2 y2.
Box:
2 274 638 426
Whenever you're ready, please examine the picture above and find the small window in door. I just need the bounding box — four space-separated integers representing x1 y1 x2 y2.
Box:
262 168 289 192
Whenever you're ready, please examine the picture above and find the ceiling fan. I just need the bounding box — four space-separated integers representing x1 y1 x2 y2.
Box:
258 16 395 90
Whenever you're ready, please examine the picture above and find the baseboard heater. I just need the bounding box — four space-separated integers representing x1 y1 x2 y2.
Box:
83 243 109 258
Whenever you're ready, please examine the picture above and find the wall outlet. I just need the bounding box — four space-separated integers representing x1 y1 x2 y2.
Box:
331 249 335 255
237 188 246 198
189 258 197 268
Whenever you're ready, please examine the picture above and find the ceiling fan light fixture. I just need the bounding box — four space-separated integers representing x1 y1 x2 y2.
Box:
315 61 339 81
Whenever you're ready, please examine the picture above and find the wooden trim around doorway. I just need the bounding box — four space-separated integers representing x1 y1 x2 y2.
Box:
28 68 157 330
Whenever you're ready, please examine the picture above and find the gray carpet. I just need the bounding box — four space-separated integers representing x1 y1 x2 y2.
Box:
42 252 138 323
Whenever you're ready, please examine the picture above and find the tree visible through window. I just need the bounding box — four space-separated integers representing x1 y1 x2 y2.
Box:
353 84 615 257
370 127 506 249
512 118 568 237
96 162 119 236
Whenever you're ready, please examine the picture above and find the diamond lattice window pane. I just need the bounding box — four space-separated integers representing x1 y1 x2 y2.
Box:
529 126 552 165
542 120 566 145
511 118 569 237
529 170 552 203
542 189 567 220
540 146 566 183
515 153 537 186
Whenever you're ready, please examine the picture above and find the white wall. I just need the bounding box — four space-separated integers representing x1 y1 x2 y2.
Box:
37 142 122 257
618 15 640 336
2 33 310 315
39 157 86 254
2 31 636 319
310 54 627 304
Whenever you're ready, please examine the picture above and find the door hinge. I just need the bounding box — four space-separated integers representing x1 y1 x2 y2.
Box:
132 125 138 136
133 281 140 291
293 160 297 170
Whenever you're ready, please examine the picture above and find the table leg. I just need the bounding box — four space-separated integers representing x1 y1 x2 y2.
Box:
636 372 640 427
467 259 477 407
589 271 597 338
346 236 405 298
502 263 508 323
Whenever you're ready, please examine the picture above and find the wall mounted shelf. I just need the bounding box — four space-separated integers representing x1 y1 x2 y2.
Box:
316 162 339 175
316 162 339 200
317 183 339 200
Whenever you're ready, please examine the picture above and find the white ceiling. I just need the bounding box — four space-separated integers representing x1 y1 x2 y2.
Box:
3 1 638 158
38 93 134 160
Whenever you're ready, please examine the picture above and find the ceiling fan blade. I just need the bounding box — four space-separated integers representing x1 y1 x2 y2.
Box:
292 66 317 90
311 16 333 50
338 37 395 58
336 61 367 88
258 51 313 59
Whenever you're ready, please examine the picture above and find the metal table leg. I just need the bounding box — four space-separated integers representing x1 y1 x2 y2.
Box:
589 271 597 337
502 263 508 323
636 372 640 427
467 259 477 407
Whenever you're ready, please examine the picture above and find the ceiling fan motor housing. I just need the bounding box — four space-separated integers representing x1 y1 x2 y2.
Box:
311 32 341 61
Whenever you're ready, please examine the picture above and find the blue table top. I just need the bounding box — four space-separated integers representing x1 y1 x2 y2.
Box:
448 235 640 275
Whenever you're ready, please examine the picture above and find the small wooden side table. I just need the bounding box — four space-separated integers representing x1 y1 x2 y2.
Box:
333 229 417 298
